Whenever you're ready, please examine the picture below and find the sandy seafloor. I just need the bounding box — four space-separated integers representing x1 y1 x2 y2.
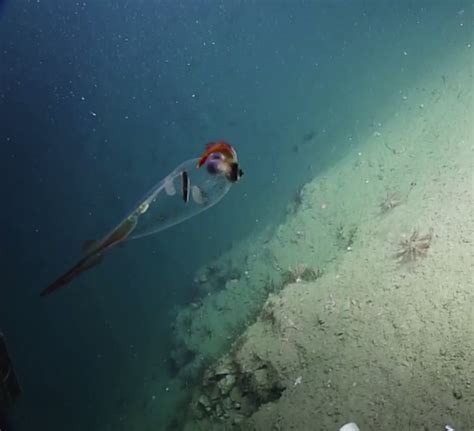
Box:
121 38 472 431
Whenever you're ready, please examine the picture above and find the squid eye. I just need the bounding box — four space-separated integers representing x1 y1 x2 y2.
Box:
209 152 224 161
206 159 221 174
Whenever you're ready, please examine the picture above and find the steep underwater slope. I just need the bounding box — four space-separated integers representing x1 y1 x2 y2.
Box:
182 44 473 430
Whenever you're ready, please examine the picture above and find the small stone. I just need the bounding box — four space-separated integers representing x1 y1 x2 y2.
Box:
229 387 241 402
215 403 223 417
222 397 232 410
233 415 244 424
453 388 463 399
218 374 236 395
198 394 211 409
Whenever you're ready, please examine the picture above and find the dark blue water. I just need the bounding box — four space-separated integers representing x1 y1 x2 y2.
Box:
1 1 470 429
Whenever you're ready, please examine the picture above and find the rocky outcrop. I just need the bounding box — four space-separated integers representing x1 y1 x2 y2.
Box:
183 291 310 430
191 348 286 427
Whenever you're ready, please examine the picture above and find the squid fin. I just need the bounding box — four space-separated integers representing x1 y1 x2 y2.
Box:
40 254 104 297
